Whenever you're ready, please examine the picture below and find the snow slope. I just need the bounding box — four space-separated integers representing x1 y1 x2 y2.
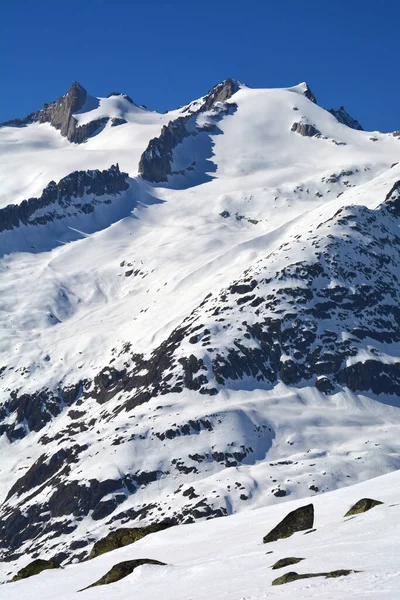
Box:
0 79 400 572
2 469 399 598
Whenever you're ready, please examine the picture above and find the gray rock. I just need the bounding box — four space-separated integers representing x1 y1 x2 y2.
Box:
1 82 109 144
291 122 322 137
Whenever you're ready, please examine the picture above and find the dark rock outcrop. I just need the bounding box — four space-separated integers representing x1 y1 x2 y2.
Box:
302 83 317 104
0 82 108 144
82 559 166 589
88 522 173 559
263 504 314 543
0 164 129 234
11 558 60 581
344 498 383 517
138 117 190 183
272 569 358 586
138 79 239 183
271 557 305 570
329 106 363 130
291 122 321 137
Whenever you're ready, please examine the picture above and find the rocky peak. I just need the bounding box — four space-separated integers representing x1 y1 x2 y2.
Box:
329 106 363 130
0 81 110 144
201 78 240 111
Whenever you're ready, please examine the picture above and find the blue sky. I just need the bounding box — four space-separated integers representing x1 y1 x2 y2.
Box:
1 0 399 131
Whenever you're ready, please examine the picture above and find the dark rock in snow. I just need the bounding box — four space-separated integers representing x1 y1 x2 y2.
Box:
329 106 363 130
82 558 166 589
11 558 60 581
88 522 173 559
272 569 358 586
344 498 383 517
291 122 322 137
263 504 314 543
0 164 129 234
271 557 305 570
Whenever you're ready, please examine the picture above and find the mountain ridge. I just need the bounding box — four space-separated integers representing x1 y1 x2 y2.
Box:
0 77 400 576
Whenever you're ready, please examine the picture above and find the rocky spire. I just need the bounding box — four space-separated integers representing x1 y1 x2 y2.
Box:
0 82 109 144
329 106 363 130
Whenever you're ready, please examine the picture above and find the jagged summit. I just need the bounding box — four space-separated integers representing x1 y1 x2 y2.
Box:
329 105 363 130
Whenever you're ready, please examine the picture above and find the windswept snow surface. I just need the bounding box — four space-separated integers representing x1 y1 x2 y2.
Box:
1 80 400 574
2 470 400 599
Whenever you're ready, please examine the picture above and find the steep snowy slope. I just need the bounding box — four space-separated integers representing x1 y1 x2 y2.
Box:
0 79 400 571
2 470 400 598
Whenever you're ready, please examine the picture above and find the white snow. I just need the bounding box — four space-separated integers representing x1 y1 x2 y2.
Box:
2 469 399 599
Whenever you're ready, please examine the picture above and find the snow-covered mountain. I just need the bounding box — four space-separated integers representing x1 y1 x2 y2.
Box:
5 469 400 599
0 78 400 585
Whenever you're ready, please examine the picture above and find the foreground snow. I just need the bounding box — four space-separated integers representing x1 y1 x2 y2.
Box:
2 469 399 599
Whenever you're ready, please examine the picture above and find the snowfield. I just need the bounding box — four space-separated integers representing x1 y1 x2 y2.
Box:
2 470 399 599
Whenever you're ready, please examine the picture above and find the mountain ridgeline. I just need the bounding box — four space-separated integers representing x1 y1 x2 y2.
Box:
0 77 400 573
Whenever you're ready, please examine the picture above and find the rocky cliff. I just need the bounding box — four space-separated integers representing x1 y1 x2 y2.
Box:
0 164 129 233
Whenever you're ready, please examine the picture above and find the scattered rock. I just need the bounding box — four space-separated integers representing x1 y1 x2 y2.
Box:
344 498 383 517
263 504 314 543
271 557 305 570
11 559 60 581
291 122 322 137
88 522 173 559
81 559 166 589
272 569 358 586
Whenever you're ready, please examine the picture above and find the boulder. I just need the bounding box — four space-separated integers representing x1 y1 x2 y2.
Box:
88 522 173 559
82 559 165 589
344 498 383 517
263 504 314 543
271 557 304 570
12 558 59 582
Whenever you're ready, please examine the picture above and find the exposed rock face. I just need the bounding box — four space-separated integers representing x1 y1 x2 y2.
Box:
0 164 129 234
329 106 363 130
200 78 240 111
302 83 317 104
138 117 191 182
139 79 239 183
344 498 383 517
291 122 322 137
0 82 108 144
263 504 314 543
11 558 59 581
83 559 166 589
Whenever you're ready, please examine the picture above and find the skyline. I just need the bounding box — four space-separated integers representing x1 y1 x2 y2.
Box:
1 0 400 132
